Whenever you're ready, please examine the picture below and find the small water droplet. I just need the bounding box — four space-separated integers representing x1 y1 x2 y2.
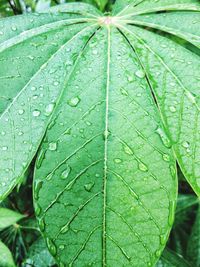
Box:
61 225 69 234
2 146 8 151
18 131 24 136
114 158 122 164
31 86 37 91
120 87 128 96
127 75 134 82
45 103 55 116
84 182 95 192
169 106 176 113
163 154 170 162
135 70 145 78
35 202 41 216
92 49 98 55
1 131 5 136
46 238 57 256
155 249 161 258
168 200 176 226
49 142 57 151
68 97 80 107
61 166 71 179
11 26 17 31
182 141 190 148
53 81 59 86
160 232 168 245
59 244 65 250
138 162 148 172
32 110 41 117
18 109 24 115
123 144 133 155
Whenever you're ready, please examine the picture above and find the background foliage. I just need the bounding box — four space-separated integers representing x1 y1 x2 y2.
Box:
0 0 199 266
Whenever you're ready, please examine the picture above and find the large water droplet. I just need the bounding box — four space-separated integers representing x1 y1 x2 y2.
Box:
61 166 71 179
46 238 57 256
45 103 55 116
155 127 171 148
68 97 80 107
34 180 43 200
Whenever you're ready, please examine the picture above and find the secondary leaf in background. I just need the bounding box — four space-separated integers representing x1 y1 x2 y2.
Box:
156 248 191 267
0 241 16 267
23 237 55 267
0 4 99 200
0 208 24 229
187 205 200 266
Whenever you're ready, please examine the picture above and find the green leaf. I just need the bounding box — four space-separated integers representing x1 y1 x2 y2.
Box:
186 205 200 266
117 21 200 196
156 248 191 267
33 3 177 266
23 237 55 267
0 208 24 229
0 240 16 267
0 4 99 200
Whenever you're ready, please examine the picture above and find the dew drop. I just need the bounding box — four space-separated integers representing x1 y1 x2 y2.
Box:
123 144 134 155
49 142 57 151
61 166 71 179
155 250 161 258
120 87 128 96
2 146 8 151
18 109 24 115
84 182 95 192
114 158 122 164
182 141 190 148
68 96 80 107
135 70 145 78
11 26 17 31
163 154 170 162
53 81 59 86
45 103 55 116
36 149 45 169
155 127 171 148
138 162 148 172
59 244 65 250
1 131 5 136
127 75 134 82
35 202 41 216
160 232 168 245
169 106 176 113
32 110 41 117
31 86 37 91
168 200 176 226
61 225 69 234
46 238 57 256
38 218 45 231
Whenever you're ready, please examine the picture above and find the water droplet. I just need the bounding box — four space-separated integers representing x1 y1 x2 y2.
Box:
59 244 65 250
1 131 5 136
61 166 71 179
84 182 95 192
170 165 176 178
53 81 59 86
2 146 8 151
34 180 43 200
163 154 170 162
169 106 176 113
92 49 98 55
114 158 122 164
45 103 55 116
32 110 41 117
135 70 145 78
0 31 3 35
120 87 128 96
182 141 190 148
127 75 134 82
155 127 171 148
68 97 80 107
85 121 92 126
38 218 45 231
160 232 168 245
186 91 196 104
61 225 69 234
31 86 36 91
35 202 41 216
46 238 57 256
168 201 176 226
18 131 24 136
138 162 148 172
36 149 45 169
155 249 161 258
49 142 57 151
11 26 17 31
123 144 133 155
18 109 24 115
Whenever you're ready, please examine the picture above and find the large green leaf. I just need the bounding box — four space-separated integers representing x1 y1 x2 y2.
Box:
0 0 200 266
0 3 99 200
0 241 15 267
